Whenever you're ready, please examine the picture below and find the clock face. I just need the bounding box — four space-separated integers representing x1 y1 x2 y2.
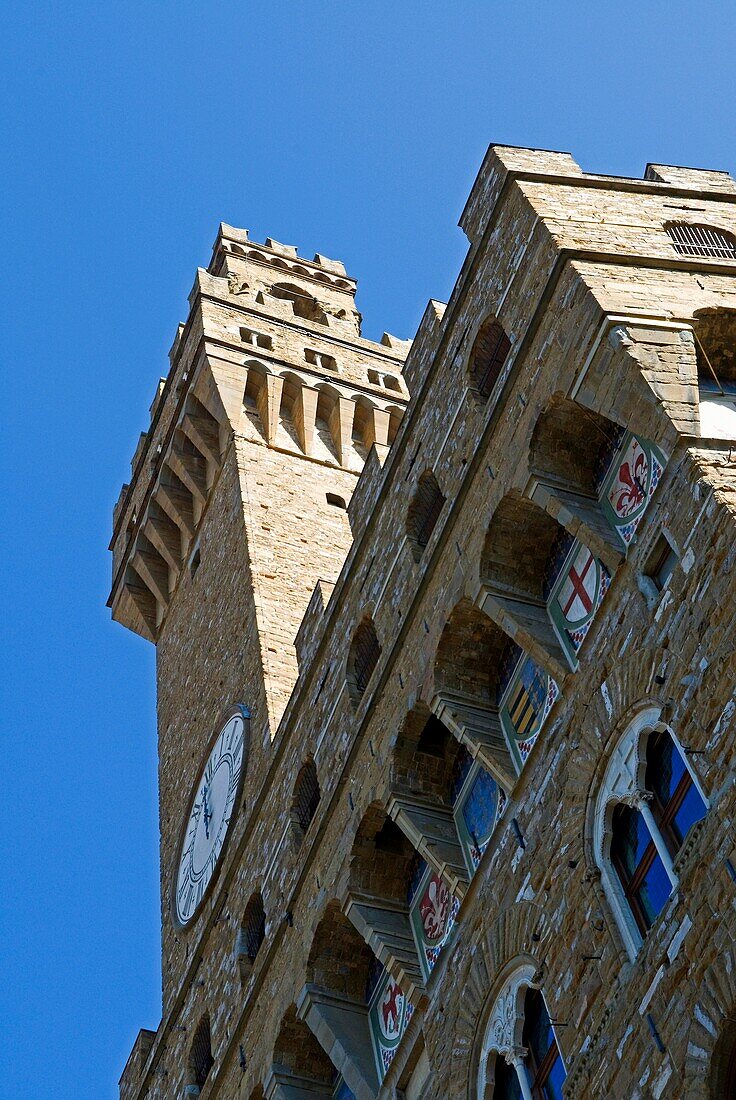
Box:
174 708 247 927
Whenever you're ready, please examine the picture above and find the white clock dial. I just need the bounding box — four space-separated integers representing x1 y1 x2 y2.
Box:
174 708 247 926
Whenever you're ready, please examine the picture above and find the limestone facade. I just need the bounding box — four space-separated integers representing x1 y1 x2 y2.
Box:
110 146 736 1100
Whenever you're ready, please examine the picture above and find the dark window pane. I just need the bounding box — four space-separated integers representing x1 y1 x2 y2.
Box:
672 782 707 847
633 850 671 929
611 804 650 877
647 731 685 804
523 989 555 1066
646 730 706 852
494 1054 523 1099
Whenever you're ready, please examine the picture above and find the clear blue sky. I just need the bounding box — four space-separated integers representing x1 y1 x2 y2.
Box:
2 3 734 1096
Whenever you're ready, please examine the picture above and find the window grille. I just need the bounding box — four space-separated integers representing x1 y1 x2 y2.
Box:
407 471 445 557
468 319 511 400
293 761 320 831
242 894 266 962
349 620 380 699
666 222 736 259
190 1018 214 1089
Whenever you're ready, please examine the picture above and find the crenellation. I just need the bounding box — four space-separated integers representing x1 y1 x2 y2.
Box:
111 145 736 1100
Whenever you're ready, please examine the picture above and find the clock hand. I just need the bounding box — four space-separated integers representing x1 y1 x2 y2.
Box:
202 785 212 839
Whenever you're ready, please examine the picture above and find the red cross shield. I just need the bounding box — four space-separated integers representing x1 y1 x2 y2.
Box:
556 545 598 626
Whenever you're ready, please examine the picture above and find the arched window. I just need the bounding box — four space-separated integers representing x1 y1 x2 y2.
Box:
477 964 566 1099
665 222 736 260
270 282 327 324
237 892 266 980
594 708 707 957
189 1016 214 1091
468 318 511 401
292 760 320 832
347 618 380 703
407 470 445 560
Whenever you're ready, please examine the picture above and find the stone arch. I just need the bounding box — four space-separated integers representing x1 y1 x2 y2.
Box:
270 281 328 324
348 801 416 907
352 395 378 456
384 404 404 445
433 598 507 705
236 891 266 981
407 469 445 561
480 492 563 604
269 1004 338 1093
467 316 512 401
188 1013 214 1092
682 946 736 1099
693 307 736 439
391 704 464 805
305 899 374 1000
347 617 381 705
528 393 624 496
445 900 551 1098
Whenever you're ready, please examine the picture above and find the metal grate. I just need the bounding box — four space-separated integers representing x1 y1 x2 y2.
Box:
190 1018 214 1088
294 761 320 830
408 472 445 552
243 894 266 962
469 320 511 400
666 222 736 259
351 620 380 697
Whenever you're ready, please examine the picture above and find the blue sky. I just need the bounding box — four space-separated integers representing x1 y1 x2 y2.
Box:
2 2 735 1096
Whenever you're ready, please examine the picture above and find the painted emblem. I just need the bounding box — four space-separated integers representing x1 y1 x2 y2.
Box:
548 539 610 667
410 864 459 979
600 432 666 546
500 653 560 769
368 966 413 1079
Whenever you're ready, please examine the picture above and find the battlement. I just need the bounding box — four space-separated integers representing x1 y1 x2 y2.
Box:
210 223 354 289
108 227 410 646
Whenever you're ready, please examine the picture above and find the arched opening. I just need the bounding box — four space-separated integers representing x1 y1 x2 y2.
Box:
594 709 708 959
529 394 667 550
292 760 320 835
468 317 512 400
237 892 266 981
481 491 610 672
302 903 378 1093
477 965 566 1099
406 470 445 560
693 308 736 439
270 281 328 324
188 1015 214 1092
271 1005 340 1093
665 221 736 259
347 617 381 704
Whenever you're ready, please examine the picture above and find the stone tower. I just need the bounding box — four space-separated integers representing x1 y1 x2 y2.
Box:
108 227 409 1006
113 149 736 1100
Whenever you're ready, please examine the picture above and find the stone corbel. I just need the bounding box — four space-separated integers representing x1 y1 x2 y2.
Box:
167 436 209 509
330 396 355 466
297 984 380 1100
155 473 196 540
263 1065 334 1099
257 372 284 445
344 894 425 1006
527 478 624 573
386 792 469 899
294 385 319 455
474 582 569 682
180 399 222 469
430 690 516 790
143 504 183 572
